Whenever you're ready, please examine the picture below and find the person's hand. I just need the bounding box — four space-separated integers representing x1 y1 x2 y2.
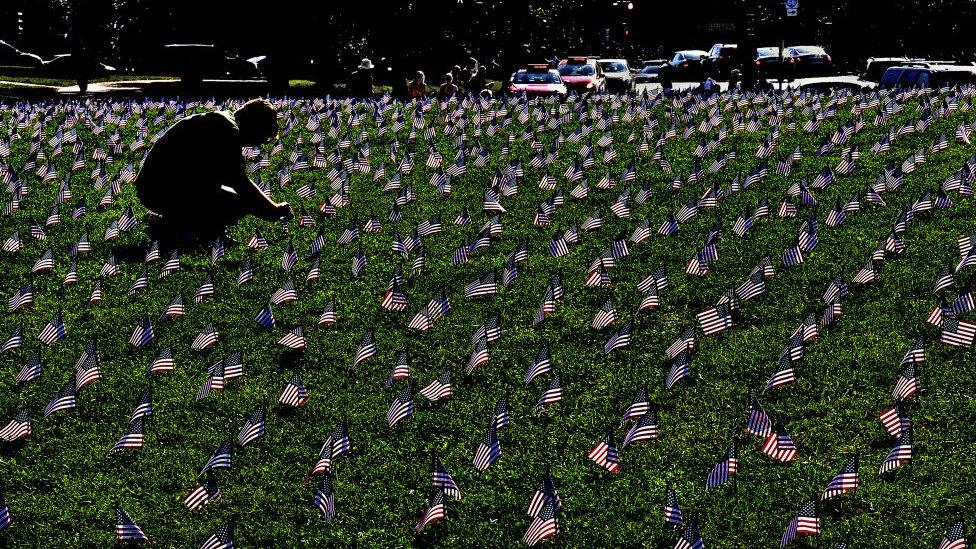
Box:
275 202 294 222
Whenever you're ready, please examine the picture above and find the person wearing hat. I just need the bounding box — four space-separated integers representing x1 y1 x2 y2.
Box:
349 58 375 98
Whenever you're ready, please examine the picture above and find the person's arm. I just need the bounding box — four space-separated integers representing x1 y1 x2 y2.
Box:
222 142 291 221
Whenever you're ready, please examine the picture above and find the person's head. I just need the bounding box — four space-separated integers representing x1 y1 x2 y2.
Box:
414 71 425 83
234 98 278 146
444 73 454 84
469 57 479 70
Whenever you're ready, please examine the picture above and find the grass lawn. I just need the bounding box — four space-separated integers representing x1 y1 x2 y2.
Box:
0 88 973 547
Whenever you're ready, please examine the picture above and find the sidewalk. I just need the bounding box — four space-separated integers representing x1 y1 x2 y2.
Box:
1 77 270 99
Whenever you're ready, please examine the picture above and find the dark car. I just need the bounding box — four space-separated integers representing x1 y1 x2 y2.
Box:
880 65 976 88
784 46 834 77
862 57 910 82
755 46 784 78
704 43 737 78
659 50 708 82
597 59 633 92
634 61 666 84
0 39 43 68
557 56 606 95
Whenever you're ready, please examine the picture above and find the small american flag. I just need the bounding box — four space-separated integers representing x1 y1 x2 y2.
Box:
237 405 266 446
190 323 219 351
115 507 148 543
419 371 452 402
387 385 414 427
780 500 820 547
415 489 446 532
821 454 859 500
587 431 621 473
706 442 739 489
664 484 683 525
279 373 309 407
200 440 233 475
623 409 658 447
472 424 501 471
15 350 41 383
44 380 76 416
938 521 968 549
674 520 703 549
200 520 234 549
522 501 558 547
762 424 798 462
128 315 154 349
109 418 144 455
0 410 31 442
353 331 377 366
37 311 67 345
879 428 913 474
184 476 221 511
431 456 461 500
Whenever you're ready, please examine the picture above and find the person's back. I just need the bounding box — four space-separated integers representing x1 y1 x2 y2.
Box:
350 70 373 97
137 110 241 218
467 68 487 96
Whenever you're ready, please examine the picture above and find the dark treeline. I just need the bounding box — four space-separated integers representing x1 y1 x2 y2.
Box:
3 0 976 83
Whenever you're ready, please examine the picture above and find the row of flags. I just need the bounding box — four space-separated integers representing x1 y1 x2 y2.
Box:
1 83 975 546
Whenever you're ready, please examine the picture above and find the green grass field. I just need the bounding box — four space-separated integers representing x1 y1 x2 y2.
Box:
0 88 974 548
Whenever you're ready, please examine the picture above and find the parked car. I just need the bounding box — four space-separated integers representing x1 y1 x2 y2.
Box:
0 39 43 68
794 76 877 93
755 46 784 78
508 64 568 97
658 50 708 81
783 45 834 76
704 43 738 78
862 57 910 82
639 59 667 69
880 65 976 88
634 61 666 84
861 57 967 82
597 59 633 92
557 56 606 95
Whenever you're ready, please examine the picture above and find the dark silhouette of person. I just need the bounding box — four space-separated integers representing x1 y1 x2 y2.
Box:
349 58 375 98
135 98 292 246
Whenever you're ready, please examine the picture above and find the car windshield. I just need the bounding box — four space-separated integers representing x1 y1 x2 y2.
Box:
757 47 780 58
598 61 628 72
639 65 660 74
790 46 826 56
515 71 560 84
558 63 594 76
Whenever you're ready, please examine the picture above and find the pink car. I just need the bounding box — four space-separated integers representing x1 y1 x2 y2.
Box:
557 56 606 95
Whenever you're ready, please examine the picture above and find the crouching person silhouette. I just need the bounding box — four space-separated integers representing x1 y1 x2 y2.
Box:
136 98 293 247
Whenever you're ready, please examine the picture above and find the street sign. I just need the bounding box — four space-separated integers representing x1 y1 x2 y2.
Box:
785 0 798 16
